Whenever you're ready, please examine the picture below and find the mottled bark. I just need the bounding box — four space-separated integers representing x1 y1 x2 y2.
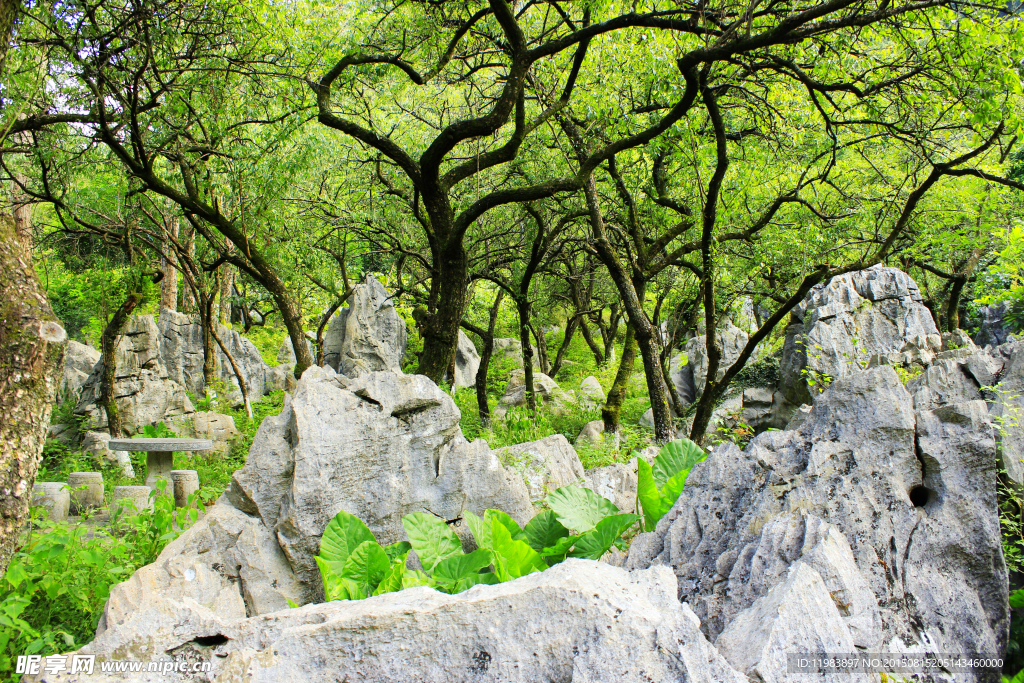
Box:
470 290 504 426
98 292 143 437
159 214 179 311
549 315 579 378
602 323 636 433
0 193 67 575
219 265 233 324
516 297 537 413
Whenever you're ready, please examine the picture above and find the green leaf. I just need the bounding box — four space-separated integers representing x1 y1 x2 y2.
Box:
452 572 500 593
319 510 376 575
316 556 364 601
636 459 666 532
373 558 407 596
464 510 491 551
490 520 547 581
652 439 706 489
569 514 641 560
383 541 412 563
1010 587 1024 609
538 534 581 563
522 509 571 552
484 509 524 541
433 549 493 587
341 540 390 596
401 570 436 589
402 512 463 573
546 485 619 533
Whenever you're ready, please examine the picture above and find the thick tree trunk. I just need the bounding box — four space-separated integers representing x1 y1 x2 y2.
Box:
0 187 67 576
99 292 143 437
946 277 966 332
417 243 468 383
549 315 579 378
160 214 179 310
516 297 537 413
602 323 636 433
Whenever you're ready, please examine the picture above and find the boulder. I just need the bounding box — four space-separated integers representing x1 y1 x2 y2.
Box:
627 366 1007 676
779 266 942 405
38 561 746 683
276 336 314 365
494 434 585 503
322 275 407 377
582 461 638 514
574 419 619 449
452 329 480 389
81 431 135 478
157 308 268 403
228 367 534 598
493 369 566 418
75 315 195 435
491 337 540 369
168 411 240 456
265 363 297 393
579 375 605 403
62 340 100 398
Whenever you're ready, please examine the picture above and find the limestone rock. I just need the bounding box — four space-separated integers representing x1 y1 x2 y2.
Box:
494 434 585 503
627 366 1007 676
38 561 746 683
574 419 619 449
81 431 135 478
716 561 872 683
583 461 638 514
62 340 100 398
779 266 942 405
265 363 297 393
232 367 534 598
686 320 750 395
494 370 565 418
322 275 407 377
579 375 606 403
168 411 240 456
276 336 314 365
974 301 1012 348
453 329 480 389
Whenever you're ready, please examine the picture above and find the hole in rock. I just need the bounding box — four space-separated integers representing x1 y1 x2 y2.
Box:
909 485 932 508
193 634 229 647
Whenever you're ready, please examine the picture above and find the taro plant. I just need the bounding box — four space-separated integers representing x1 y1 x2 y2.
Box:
316 486 640 601
636 438 708 531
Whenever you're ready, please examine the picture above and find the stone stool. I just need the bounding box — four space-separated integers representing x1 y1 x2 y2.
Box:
67 472 104 514
109 485 152 518
32 482 70 521
170 470 200 508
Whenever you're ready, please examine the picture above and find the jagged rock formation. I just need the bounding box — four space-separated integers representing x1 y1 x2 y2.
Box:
452 329 480 389
157 308 268 405
627 366 1007 682
974 301 1013 348
494 434 584 503
75 315 195 434
62 340 100 398
780 265 942 405
322 275 407 377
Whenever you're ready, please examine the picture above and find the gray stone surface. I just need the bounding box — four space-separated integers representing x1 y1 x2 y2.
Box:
686 320 750 396
322 275 407 377
579 375 606 403
32 482 70 521
276 336 314 365
157 308 268 404
108 438 214 452
627 367 1008 679
574 419 619 449
583 461 638 514
779 266 942 405
494 434 585 503
44 561 746 683
974 301 1012 348
168 411 240 456
62 340 100 398
75 315 195 435
453 329 481 389
265 363 297 393
493 369 566 418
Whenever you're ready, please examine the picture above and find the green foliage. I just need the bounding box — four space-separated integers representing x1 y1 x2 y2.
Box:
636 439 707 531
315 484 639 603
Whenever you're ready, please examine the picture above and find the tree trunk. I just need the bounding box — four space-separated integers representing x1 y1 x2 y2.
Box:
99 292 143 437
200 291 217 395
219 265 234 324
946 277 967 332
549 315 579 378
531 322 551 375
0 181 67 576
475 291 504 426
316 297 346 366
417 243 468 383
516 297 537 413
210 322 251 419
160 214 179 310
602 323 636 433
181 225 196 314
578 317 604 366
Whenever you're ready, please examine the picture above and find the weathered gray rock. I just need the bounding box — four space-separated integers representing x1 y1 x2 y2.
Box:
157 308 268 403
75 316 195 436
493 369 566 418
265 363 297 393
686 320 750 396
627 367 1007 678
579 375 605 403
276 336 314 365
716 561 872 683
230 367 534 598
974 301 1012 348
583 461 638 514
779 266 942 405
494 434 585 503
453 329 480 389
322 275 407 377
491 337 540 369
168 411 240 456
62 340 100 398
81 431 135 477
574 419 619 449
38 561 746 683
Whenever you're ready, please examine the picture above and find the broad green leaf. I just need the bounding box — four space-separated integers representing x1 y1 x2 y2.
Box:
464 510 491 551
374 558 407 596
539 534 581 564
652 439 706 489
569 514 641 560
659 468 691 512
636 458 666 532
433 549 493 585
402 512 463 573
490 520 546 581
546 485 619 533
319 510 376 575
341 540 390 596
1011 587 1024 609
452 572 500 593
484 509 524 540
317 556 364 601
401 570 436 589
522 509 570 552
383 541 412 563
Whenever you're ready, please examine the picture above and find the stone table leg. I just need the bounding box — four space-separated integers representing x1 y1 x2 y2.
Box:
145 451 174 493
